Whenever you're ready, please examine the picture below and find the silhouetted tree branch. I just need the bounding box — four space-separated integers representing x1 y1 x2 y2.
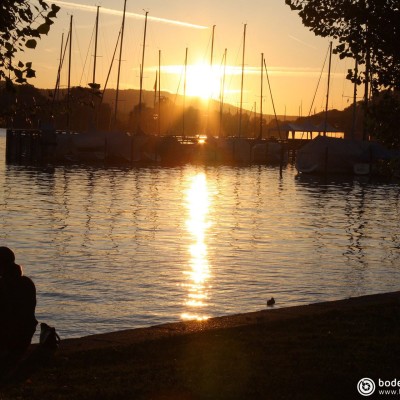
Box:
285 0 400 93
0 0 60 90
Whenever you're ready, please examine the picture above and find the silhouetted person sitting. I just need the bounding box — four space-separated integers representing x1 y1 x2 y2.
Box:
0 247 37 379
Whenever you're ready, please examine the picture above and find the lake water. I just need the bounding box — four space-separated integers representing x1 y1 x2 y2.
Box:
1 129 399 339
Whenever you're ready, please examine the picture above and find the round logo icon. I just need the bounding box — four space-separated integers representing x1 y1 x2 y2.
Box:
357 378 376 396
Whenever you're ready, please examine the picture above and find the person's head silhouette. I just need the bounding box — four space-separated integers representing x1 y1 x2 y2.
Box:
0 247 19 277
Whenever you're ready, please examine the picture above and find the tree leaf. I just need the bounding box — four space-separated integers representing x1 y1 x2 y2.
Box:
47 11 57 19
51 4 61 14
38 0 49 10
37 23 51 35
26 69 36 78
25 39 37 49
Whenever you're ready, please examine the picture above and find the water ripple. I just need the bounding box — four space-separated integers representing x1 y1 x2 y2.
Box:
1 134 400 338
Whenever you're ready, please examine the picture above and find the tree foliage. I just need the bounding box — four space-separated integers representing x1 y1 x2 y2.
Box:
367 90 400 148
285 0 400 93
0 0 60 90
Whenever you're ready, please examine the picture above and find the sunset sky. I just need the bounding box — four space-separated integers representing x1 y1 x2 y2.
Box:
26 0 357 116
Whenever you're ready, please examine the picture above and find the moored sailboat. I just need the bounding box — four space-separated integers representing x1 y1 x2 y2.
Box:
295 42 392 175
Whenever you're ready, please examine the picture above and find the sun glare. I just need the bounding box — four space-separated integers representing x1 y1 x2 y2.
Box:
186 62 221 100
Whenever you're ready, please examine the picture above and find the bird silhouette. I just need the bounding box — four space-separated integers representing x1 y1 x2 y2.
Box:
267 297 275 307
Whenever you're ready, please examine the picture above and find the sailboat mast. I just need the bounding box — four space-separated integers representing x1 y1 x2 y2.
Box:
183 47 188 138
219 48 227 137
158 49 161 136
206 25 215 136
259 52 264 139
210 25 215 66
153 71 157 109
52 32 65 110
100 29 121 106
239 23 247 138
56 33 64 97
67 14 73 131
351 58 358 140
264 58 281 139
114 0 127 127
323 41 332 136
363 25 370 142
92 6 100 86
139 11 149 114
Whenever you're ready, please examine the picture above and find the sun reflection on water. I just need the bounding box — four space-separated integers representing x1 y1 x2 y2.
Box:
181 172 212 322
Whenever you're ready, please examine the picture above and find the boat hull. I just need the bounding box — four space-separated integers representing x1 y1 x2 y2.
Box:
296 135 390 175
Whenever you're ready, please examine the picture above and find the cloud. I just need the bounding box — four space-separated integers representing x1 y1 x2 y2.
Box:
52 0 208 29
158 64 340 78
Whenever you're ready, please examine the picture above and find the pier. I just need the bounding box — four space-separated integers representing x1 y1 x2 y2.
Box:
5 128 306 166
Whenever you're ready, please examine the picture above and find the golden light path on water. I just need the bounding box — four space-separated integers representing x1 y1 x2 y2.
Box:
181 172 212 322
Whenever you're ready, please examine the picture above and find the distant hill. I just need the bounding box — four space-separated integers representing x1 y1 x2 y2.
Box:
3 82 354 136
95 87 298 123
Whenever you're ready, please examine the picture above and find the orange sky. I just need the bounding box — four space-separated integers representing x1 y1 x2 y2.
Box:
24 0 357 116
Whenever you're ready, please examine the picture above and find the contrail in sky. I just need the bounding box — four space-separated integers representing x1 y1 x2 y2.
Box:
288 34 317 49
52 0 208 29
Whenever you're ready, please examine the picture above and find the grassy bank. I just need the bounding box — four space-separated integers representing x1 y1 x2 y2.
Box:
1 292 400 399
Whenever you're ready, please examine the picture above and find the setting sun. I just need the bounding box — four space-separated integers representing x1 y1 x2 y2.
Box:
186 62 221 100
